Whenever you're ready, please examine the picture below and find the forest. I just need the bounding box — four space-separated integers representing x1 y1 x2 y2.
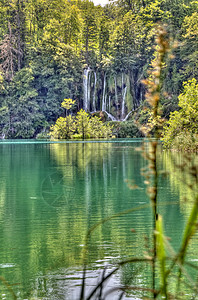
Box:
0 0 197 144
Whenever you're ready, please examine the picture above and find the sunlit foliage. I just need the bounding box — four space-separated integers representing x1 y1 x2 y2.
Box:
162 78 198 151
50 109 113 139
0 0 197 139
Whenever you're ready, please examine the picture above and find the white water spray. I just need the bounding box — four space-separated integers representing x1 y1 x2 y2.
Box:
102 73 106 111
121 86 127 120
83 68 91 111
92 71 97 112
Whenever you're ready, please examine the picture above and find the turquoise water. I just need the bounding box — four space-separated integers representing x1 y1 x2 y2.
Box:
0 140 197 299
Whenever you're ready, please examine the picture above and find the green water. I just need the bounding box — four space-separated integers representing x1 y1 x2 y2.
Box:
0 140 197 299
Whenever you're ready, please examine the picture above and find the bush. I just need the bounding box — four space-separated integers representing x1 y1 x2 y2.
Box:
110 120 143 138
50 109 114 140
161 79 198 151
171 131 198 152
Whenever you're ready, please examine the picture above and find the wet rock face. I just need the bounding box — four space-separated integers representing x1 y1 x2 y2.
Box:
82 68 143 120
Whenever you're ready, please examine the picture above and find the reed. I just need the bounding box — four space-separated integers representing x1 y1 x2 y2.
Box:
1 25 197 300
79 25 198 300
0 276 17 299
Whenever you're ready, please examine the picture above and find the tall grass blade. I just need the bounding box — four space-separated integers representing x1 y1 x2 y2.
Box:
155 214 167 298
98 266 106 299
80 265 86 300
86 267 119 300
85 258 152 300
0 276 17 300
179 195 198 263
176 194 198 292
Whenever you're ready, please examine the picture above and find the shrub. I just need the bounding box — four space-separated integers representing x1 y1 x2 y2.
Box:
50 109 114 140
161 79 198 151
110 121 143 138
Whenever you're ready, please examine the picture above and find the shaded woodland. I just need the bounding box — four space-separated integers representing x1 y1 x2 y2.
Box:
0 0 197 138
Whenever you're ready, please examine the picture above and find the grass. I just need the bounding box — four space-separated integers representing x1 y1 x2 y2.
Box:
79 25 198 300
1 25 197 300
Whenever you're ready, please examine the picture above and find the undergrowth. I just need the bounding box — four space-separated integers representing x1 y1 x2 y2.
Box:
79 25 198 300
1 25 197 300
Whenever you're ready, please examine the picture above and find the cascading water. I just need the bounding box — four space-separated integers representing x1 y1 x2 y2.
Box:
82 70 135 120
121 73 124 98
114 76 118 111
121 86 127 120
83 68 91 112
92 72 97 112
105 94 107 111
123 110 133 121
87 69 91 111
102 73 106 111
104 111 117 121
108 95 111 112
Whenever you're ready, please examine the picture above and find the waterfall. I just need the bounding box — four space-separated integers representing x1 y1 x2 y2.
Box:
92 71 97 112
102 73 106 111
83 69 87 111
105 94 107 112
83 67 91 111
104 111 117 121
121 86 127 120
114 76 118 111
87 69 91 111
0 133 5 139
83 69 134 121
121 73 124 98
123 110 133 121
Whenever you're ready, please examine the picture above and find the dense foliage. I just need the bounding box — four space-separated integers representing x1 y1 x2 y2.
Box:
162 78 198 151
50 108 113 139
0 0 197 142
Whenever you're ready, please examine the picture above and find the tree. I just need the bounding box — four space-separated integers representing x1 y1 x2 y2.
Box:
89 115 113 138
0 0 25 73
115 0 150 14
161 78 198 151
50 115 76 139
110 11 153 108
15 0 25 70
80 0 100 64
76 109 91 139
0 67 43 138
61 98 76 116
0 22 21 80
50 107 114 140
0 0 197 139
181 11 198 80
98 15 111 59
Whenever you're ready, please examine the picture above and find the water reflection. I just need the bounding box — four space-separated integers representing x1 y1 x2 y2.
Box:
0 141 197 299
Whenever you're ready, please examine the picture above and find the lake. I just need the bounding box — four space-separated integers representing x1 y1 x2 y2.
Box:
0 139 197 299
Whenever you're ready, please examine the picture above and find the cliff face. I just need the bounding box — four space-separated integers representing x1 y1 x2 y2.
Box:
82 68 144 120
